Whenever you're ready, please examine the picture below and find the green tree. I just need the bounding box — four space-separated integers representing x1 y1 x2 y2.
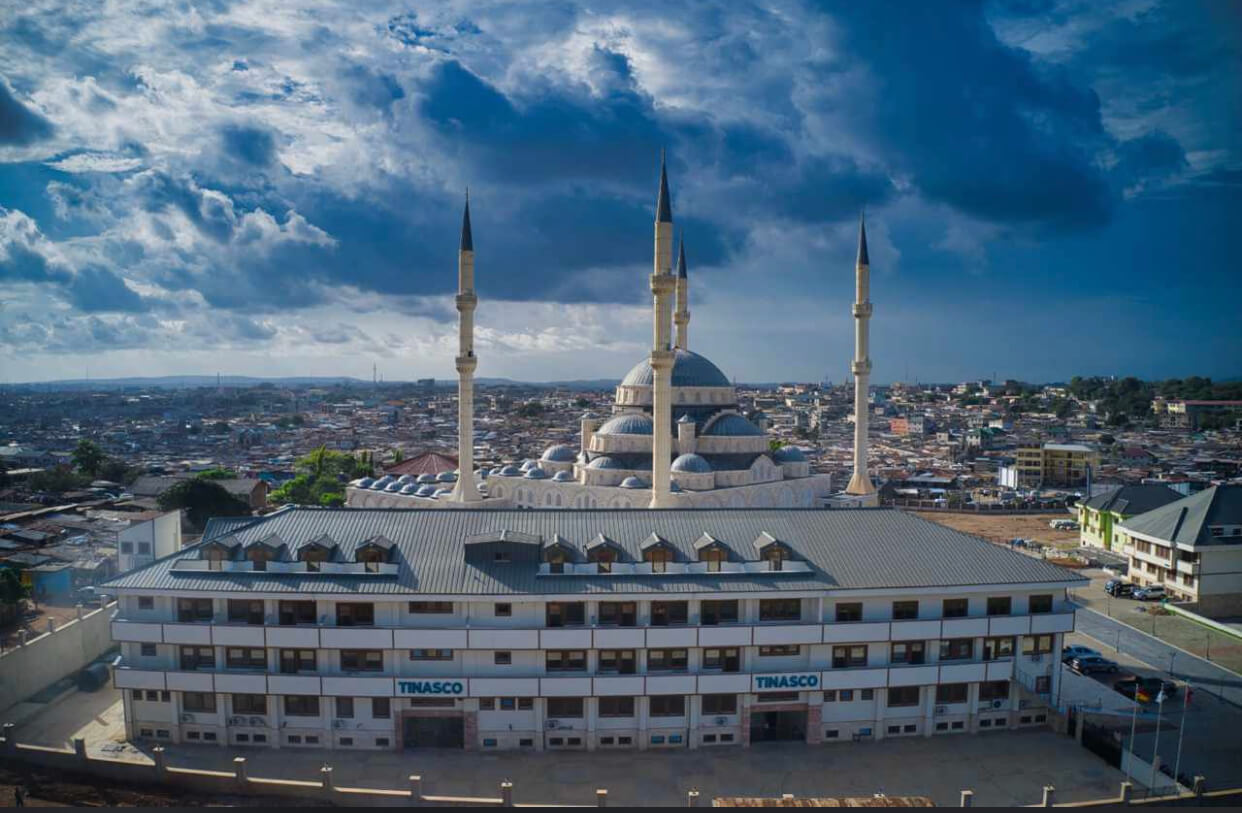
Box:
574 397 591 409
196 468 237 480
769 439 786 452
158 479 250 531
392 448 405 464
0 567 31 625
99 458 140 485
28 465 91 493
71 439 106 477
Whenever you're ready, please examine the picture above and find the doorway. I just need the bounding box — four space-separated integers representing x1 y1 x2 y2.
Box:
402 715 464 749
749 709 807 742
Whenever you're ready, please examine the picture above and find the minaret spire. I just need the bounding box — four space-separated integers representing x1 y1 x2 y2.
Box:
845 213 877 501
674 233 690 350
452 190 481 502
649 152 676 508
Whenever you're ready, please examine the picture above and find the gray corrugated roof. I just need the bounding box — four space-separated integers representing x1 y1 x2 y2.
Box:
105 507 1084 596
1120 484 1242 547
1082 484 1183 516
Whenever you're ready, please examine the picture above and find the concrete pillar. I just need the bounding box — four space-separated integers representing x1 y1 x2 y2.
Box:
232 756 248 786
596 788 608 806
533 699 546 751
1041 786 1054 807
408 775 422 806
638 697 650 751
1192 776 1205 797
960 790 973 807
75 604 84 620
1075 711 1085 743
501 780 513 806
18 629 28 646
73 737 87 761
3 722 16 750
585 697 597 751
688 695 701 749
152 746 167 780
687 790 700 807
805 695 823 745
320 765 333 793
1119 782 1132 805
47 618 56 634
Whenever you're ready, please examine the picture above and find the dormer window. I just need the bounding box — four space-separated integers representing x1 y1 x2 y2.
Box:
356 548 386 573
546 549 568 574
699 546 727 572
246 547 275 571
299 546 330 571
204 547 228 570
762 546 788 571
589 547 617 574
643 547 674 573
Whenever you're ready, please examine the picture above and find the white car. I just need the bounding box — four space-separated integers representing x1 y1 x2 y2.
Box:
1133 586 1166 601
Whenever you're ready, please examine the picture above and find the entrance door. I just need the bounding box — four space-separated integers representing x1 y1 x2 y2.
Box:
749 710 807 742
403 715 464 749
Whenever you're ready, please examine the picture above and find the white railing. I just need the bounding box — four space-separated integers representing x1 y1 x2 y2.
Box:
538 561 812 577
170 560 399 576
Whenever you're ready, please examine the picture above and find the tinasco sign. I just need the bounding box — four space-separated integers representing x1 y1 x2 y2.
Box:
752 673 819 692
397 679 467 696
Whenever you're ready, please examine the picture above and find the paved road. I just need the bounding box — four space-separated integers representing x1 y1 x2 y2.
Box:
1073 606 1242 708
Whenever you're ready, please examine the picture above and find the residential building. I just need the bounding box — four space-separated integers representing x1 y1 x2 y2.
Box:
1116 484 1242 614
104 507 1081 752
117 510 184 573
1002 443 1098 489
1076 484 1182 552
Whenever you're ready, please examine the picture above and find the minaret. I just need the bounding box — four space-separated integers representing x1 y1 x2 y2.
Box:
649 154 676 508
845 214 877 499
452 192 482 502
674 235 690 350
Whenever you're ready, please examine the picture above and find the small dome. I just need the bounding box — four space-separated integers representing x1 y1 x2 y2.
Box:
773 446 807 463
416 484 438 497
497 465 522 477
588 456 624 470
597 413 654 436
670 481 683 493
433 488 453 497
353 477 374 488
519 459 539 472
437 471 457 482
552 470 574 482
671 453 713 473
478 467 491 478
581 411 598 421
620 476 648 489
384 482 403 492
524 468 548 479
400 483 419 495
371 475 394 490
416 473 437 484
703 414 763 437
541 444 578 462
621 348 731 388
397 474 415 484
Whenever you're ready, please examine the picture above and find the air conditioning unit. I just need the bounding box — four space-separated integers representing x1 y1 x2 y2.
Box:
991 700 1005 709
545 720 559 730
179 713 194 723
934 705 948 715
715 716 728 726
228 716 243 726
1028 654 1042 662
249 717 264 726
333 719 345 729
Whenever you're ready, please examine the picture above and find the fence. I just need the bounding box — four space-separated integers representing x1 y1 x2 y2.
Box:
0 601 116 712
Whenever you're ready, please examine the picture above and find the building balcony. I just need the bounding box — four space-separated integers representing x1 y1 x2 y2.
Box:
1174 559 1201 576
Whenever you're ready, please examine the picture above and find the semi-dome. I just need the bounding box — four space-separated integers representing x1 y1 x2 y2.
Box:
619 476 648 489
397 474 415 484
416 473 437 484
433 488 453 497
519 459 538 472
671 453 713 473
524 468 548 479
497 465 522 477
384 482 403 492
416 485 437 497
352 477 374 489
703 414 763 437
551 470 574 482
541 444 577 462
370 475 394 490
399 483 418 495
597 413 654 435
437 471 457 482
621 348 731 389
587 456 624 470
772 446 807 463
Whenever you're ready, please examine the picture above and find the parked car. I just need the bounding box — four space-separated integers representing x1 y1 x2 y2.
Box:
1068 655 1120 675
1105 580 1134 597
1114 676 1178 702
1133 586 1166 601
1062 645 1101 662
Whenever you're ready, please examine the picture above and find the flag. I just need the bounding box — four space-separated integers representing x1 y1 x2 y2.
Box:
1136 687 1152 703
1156 688 1167 705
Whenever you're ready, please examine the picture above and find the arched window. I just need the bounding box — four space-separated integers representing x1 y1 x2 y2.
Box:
761 545 789 572
589 546 617 574
699 546 727 572
643 547 674 573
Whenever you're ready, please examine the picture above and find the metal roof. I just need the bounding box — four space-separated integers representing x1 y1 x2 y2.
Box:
1119 484 1242 547
1081 484 1182 516
104 507 1085 596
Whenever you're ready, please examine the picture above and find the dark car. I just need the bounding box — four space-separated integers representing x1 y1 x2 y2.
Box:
1114 676 1178 702
1069 655 1119 674
1105 580 1134 597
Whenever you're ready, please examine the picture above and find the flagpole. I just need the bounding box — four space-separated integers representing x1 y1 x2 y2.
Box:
1150 690 1165 790
1125 694 1139 782
1173 683 1188 791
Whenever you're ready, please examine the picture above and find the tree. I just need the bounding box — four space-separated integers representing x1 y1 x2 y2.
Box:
28 465 91 493
158 479 250 531
391 448 405 464
769 439 786 452
0 567 31 626
72 439 106 477
574 397 591 409
99 458 140 486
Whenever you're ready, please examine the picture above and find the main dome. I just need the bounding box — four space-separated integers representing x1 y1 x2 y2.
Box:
621 348 731 389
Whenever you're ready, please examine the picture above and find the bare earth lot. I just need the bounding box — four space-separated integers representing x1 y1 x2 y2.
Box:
914 512 1081 550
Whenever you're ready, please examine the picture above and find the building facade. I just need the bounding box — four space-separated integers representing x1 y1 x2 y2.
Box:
105 507 1081 752
1003 443 1098 489
1076 484 1182 552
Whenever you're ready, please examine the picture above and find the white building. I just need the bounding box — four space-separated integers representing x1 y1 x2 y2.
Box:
104 507 1081 752
117 510 183 573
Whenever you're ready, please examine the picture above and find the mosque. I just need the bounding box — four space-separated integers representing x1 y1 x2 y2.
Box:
346 159 877 510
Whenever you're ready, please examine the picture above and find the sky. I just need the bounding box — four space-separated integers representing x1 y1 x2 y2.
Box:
0 0 1239 386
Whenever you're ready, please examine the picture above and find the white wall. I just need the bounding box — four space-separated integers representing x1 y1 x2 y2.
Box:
0 602 116 711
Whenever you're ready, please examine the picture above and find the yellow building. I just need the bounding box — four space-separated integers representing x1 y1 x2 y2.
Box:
1009 443 1098 489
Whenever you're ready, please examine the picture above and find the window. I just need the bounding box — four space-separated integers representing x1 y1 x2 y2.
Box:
137 596 154 611
478 697 495 710
284 695 320 716
598 697 635 718
839 690 854 701
835 602 863 622
701 694 737 715
372 698 390 719
598 650 636 674
1028 594 1053 614
493 552 511 564
986 596 1012 616
644 547 674 573
936 683 969 704
341 650 383 672
700 600 739 626
278 600 316 626
546 650 587 672
518 697 533 710
887 686 920 707
649 695 685 717
890 641 925 665
1021 634 1053 655
588 546 617 573
140 643 157 657
757 692 798 703
408 601 453 614
1035 676 1051 694
979 681 1010 701
374 737 388 747
499 697 516 710
225 647 266 669
519 738 534 747
227 599 264 625
699 547 727 572
758 645 800 657
825 729 839 739
942 598 969 618
546 697 584 718
939 638 974 661
177 598 213 623
598 601 637 627
246 547 274 570
861 689 874 701
650 601 688 626
336 697 354 718
831 645 867 668
546 549 568 574
299 546 329 565
892 601 919 620
494 603 512 617
339 737 352 746
546 602 585 627
494 651 512 665
647 649 689 672
183 692 216 713
138 542 151 555
702 648 740 672
409 649 453 661
279 649 316 673
180 646 215 670
983 637 1014 661
758 598 801 622
120 542 133 554
336 603 374 627
761 545 789 571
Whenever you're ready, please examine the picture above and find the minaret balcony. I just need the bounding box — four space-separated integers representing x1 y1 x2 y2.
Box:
851 360 872 376
649 349 676 371
455 293 477 310
650 274 676 295
852 303 873 318
456 354 478 374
